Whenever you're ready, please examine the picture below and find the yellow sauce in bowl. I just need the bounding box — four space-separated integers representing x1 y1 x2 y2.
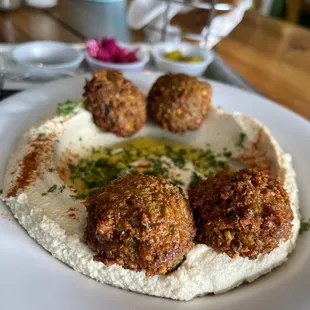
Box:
163 50 204 63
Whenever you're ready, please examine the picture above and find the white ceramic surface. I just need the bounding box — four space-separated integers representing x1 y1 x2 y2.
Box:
0 0 22 10
25 0 57 7
12 41 84 78
0 72 310 310
85 44 150 72
152 42 214 76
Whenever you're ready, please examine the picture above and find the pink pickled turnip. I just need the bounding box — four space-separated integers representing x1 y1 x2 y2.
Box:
101 37 117 48
86 37 139 64
86 39 101 57
96 48 112 62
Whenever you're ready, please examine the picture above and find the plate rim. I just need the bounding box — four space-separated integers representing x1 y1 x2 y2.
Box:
0 71 309 310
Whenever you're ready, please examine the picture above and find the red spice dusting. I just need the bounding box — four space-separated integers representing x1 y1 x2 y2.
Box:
0 212 13 221
6 136 55 198
67 208 77 220
57 148 76 182
68 213 77 219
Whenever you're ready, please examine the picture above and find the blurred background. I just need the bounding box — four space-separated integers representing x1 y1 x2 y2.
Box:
0 0 309 43
0 0 310 119
255 0 310 26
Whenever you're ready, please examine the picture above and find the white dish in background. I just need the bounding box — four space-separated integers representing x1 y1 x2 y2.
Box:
25 0 58 8
12 41 84 79
152 42 214 76
85 44 150 72
0 72 310 310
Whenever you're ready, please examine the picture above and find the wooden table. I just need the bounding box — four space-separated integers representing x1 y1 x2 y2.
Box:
0 0 310 120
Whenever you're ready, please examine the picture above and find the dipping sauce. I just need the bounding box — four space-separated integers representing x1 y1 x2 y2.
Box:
163 50 203 63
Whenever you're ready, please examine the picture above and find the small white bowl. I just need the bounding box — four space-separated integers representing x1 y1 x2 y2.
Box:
152 42 214 76
12 41 84 79
85 44 150 72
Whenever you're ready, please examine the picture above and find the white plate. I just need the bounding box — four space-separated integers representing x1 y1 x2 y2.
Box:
0 72 310 310
12 41 84 79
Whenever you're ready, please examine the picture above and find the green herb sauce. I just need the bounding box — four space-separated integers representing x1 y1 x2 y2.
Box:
65 137 230 198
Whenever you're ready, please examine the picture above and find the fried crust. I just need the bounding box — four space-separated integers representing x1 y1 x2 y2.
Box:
84 174 196 276
84 70 146 137
189 169 293 259
147 73 212 133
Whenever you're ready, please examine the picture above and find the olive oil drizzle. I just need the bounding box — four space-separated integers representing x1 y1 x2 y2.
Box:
66 137 230 198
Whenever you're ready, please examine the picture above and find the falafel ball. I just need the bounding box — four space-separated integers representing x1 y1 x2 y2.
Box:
147 73 212 133
84 69 146 137
84 174 196 276
189 169 293 259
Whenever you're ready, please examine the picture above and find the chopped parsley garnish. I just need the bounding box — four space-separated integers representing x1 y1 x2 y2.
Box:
171 180 184 187
223 151 232 158
189 172 204 188
41 184 57 196
37 133 46 140
47 184 57 193
300 217 310 235
91 147 101 154
66 138 230 198
57 100 81 116
143 157 169 177
237 132 247 148
165 146 186 168
70 193 88 200
59 185 66 193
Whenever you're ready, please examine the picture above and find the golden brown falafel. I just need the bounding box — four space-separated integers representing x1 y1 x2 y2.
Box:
84 70 146 137
84 174 196 276
189 169 293 259
147 73 212 133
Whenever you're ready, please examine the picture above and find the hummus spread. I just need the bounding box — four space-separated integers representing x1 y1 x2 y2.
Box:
1 105 300 301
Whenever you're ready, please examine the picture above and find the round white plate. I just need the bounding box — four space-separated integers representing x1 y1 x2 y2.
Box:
0 72 309 310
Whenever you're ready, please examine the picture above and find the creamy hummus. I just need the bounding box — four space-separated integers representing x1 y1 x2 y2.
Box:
1 106 300 301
